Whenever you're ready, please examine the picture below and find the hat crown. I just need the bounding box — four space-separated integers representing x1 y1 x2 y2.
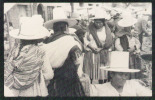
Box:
53 8 68 20
10 15 50 40
19 17 31 25
92 7 110 19
109 51 129 69
100 51 140 72
20 15 44 35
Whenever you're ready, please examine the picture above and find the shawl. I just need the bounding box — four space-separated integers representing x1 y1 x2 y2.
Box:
4 45 45 90
120 35 130 51
42 34 82 68
88 22 113 49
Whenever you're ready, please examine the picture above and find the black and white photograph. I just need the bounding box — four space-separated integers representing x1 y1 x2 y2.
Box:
4 2 152 97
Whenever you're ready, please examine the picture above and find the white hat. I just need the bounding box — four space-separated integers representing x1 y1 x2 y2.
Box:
118 12 137 27
44 8 77 29
9 15 50 40
100 51 140 72
90 7 111 20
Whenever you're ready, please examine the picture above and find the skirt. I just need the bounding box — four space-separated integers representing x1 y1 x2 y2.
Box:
83 50 109 83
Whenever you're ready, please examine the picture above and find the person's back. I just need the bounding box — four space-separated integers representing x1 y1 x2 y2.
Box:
5 44 51 96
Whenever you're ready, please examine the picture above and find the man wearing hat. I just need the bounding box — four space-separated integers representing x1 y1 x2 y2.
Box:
83 7 113 84
43 8 87 96
90 51 151 96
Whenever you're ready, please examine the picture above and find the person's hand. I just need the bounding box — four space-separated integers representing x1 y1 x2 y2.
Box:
133 49 141 54
84 46 91 52
93 48 102 54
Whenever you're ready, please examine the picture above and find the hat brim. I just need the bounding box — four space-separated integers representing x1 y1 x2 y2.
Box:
100 67 140 73
44 19 77 29
118 18 137 27
9 27 50 40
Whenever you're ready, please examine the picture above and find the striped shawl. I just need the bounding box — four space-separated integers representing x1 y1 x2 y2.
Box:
4 45 45 90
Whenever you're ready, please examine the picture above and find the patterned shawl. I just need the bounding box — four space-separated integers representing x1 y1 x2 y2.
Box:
4 45 45 90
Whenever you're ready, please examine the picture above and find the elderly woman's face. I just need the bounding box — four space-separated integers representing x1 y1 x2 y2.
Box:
94 19 104 29
110 72 129 87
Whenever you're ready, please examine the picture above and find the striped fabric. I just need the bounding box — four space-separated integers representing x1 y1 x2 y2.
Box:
4 45 45 90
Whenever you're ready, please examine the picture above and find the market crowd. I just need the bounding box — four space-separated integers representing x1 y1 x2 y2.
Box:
4 6 152 97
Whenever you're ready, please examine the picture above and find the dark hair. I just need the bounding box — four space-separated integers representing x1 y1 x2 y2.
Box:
75 29 86 44
53 21 68 33
14 39 43 59
94 19 105 24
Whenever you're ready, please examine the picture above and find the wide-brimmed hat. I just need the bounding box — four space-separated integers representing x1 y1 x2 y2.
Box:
44 8 77 29
90 7 111 20
118 12 137 27
9 15 50 40
100 51 140 72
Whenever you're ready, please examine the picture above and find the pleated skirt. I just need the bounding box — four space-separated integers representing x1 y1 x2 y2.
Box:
83 51 108 82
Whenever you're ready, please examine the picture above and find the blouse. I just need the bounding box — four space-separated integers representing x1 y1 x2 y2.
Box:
90 80 152 96
84 26 106 48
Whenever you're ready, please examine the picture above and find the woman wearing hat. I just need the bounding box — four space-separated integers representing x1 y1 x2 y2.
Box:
4 15 54 97
84 8 113 84
90 51 151 96
115 13 142 79
43 8 86 97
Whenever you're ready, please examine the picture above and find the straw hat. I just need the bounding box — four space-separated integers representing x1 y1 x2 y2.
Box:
44 8 77 29
9 15 50 40
118 12 137 27
90 7 111 20
100 51 140 72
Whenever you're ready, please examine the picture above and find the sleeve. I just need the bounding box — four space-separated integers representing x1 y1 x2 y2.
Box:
42 53 54 80
84 31 91 46
132 80 152 96
115 38 124 51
